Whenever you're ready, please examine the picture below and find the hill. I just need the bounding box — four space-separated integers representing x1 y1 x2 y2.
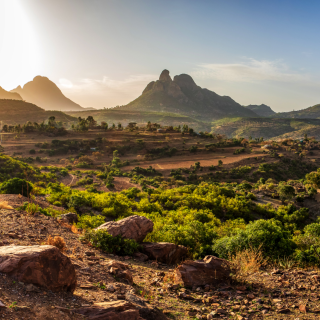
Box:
0 99 76 124
275 104 320 119
11 76 84 112
0 87 22 100
245 104 276 117
120 69 257 120
211 117 320 140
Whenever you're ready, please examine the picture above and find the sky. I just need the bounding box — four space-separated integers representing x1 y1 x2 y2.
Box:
1 0 320 111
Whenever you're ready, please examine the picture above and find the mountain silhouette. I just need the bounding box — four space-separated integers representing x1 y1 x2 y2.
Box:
122 69 257 119
0 86 22 100
246 104 276 117
11 76 83 111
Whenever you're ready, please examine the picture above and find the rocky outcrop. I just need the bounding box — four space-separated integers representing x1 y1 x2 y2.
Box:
142 242 188 265
96 215 153 243
159 69 172 82
103 260 134 285
173 255 230 288
124 69 257 120
0 245 77 292
73 301 143 320
133 252 149 262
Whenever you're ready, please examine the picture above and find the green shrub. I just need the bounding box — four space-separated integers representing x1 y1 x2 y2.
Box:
83 229 140 255
77 215 105 230
0 178 33 197
29 149 36 154
212 219 296 259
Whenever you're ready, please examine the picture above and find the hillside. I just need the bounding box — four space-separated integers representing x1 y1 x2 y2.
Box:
11 76 84 112
212 117 320 140
0 87 22 100
0 99 76 124
245 104 276 117
275 104 320 119
120 69 257 120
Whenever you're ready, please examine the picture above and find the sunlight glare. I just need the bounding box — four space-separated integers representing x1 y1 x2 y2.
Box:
0 0 42 90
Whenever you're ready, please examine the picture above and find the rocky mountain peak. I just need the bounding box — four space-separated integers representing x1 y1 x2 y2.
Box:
159 69 172 82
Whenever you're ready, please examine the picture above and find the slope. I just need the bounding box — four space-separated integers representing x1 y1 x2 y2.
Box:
0 99 76 124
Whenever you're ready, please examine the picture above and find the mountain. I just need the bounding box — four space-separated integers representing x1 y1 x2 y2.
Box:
121 69 257 120
274 104 320 119
0 99 76 124
245 104 276 117
11 76 84 112
0 87 22 100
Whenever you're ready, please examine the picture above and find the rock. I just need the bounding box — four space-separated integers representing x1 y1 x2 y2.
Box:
58 212 78 224
104 260 133 285
72 300 143 320
0 245 76 292
133 252 149 262
173 256 231 288
299 304 308 313
0 300 5 308
125 292 168 320
96 215 153 242
142 242 188 265
159 69 172 82
25 283 41 292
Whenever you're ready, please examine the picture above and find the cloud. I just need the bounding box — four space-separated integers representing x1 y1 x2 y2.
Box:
192 58 312 84
57 74 156 108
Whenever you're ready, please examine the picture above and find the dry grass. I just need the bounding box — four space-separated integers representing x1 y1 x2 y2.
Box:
227 246 266 282
0 201 14 210
46 235 67 252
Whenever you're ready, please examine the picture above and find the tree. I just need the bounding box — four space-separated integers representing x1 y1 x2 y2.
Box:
277 184 295 202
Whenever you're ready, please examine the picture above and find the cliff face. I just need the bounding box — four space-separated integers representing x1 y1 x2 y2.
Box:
123 70 257 120
11 76 83 111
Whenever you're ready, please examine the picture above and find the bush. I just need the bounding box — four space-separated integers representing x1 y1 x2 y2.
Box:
213 219 296 259
46 235 66 252
83 229 140 255
29 149 36 154
0 178 33 197
77 215 105 230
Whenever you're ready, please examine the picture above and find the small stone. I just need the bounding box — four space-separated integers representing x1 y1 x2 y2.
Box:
299 304 308 313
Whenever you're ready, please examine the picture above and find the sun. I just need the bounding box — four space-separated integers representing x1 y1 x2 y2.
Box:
0 0 42 90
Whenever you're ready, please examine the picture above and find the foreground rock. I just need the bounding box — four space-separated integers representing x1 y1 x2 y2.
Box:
96 215 153 242
103 260 134 285
0 245 77 292
73 300 143 320
173 255 230 288
142 242 188 265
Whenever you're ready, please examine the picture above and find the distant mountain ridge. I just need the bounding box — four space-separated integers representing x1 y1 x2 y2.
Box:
11 76 84 112
0 87 22 101
274 104 320 119
245 104 276 117
121 69 257 120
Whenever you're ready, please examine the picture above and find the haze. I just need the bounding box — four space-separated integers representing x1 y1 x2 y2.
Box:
2 0 320 111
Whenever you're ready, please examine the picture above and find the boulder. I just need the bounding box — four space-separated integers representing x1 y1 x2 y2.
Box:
103 260 133 285
96 215 153 243
0 245 76 292
58 212 78 224
173 255 230 288
73 300 143 320
142 242 188 265
133 252 149 262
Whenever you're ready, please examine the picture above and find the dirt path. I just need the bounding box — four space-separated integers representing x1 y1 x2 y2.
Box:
126 152 264 171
